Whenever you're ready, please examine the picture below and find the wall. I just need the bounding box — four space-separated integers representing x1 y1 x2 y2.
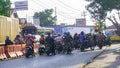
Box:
62 27 92 36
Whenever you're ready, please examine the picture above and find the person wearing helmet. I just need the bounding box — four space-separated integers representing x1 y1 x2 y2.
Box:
39 33 46 45
14 35 22 44
79 31 85 51
63 32 73 43
5 36 13 46
46 32 56 55
73 33 79 49
25 34 34 50
5 36 13 54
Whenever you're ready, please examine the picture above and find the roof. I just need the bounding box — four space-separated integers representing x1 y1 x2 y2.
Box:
107 25 116 29
22 26 37 30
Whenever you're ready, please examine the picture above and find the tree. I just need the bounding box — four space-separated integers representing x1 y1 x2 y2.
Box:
0 0 10 16
85 0 120 35
33 9 57 26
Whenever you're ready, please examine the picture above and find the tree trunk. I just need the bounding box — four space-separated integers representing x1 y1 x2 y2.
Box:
108 17 120 36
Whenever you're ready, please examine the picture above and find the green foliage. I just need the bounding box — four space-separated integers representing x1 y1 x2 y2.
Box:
86 0 120 35
0 0 10 16
33 9 56 26
86 0 120 22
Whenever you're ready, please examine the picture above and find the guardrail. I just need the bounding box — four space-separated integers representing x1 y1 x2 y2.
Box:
0 44 39 60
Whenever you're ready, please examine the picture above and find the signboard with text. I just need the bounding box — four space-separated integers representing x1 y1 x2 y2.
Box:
15 1 28 10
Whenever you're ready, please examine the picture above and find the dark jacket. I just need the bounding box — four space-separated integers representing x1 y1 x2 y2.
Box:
46 36 54 46
5 39 13 46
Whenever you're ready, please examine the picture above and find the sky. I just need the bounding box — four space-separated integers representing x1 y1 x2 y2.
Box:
10 0 113 26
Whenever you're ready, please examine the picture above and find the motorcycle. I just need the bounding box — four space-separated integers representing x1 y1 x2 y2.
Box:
38 44 45 55
25 45 35 58
104 37 112 46
55 42 63 54
80 39 95 52
63 42 72 54
74 40 81 49
45 44 56 56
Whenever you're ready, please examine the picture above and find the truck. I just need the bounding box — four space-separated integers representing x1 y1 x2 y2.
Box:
0 16 20 44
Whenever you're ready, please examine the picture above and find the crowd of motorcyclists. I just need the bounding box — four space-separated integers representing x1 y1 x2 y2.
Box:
9 31 111 57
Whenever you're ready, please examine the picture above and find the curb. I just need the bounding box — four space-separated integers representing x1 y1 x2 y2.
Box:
82 46 108 68
114 49 120 54
0 55 25 62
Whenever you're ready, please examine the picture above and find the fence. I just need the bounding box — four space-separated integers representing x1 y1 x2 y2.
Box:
0 44 39 60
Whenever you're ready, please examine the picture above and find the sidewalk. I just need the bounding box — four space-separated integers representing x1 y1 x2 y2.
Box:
85 44 120 68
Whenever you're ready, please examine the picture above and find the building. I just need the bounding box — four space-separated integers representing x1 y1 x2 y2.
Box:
76 18 86 27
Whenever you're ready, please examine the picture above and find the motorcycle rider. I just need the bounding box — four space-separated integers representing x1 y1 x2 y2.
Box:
97 32 104 49
55 34 63 45
93 33 97 47
73 33 80 49
39 33 46 46
105 35 111 46
79 31 85 51
87 33 95 50
46 32 56 55
63 32 73 45
25 34 35 56
55 34 63 53
62 32 73 54
39 33 46 55
25 34 34 50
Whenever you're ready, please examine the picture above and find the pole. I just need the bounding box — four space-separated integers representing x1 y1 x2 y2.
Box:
83 11 86 19
55 7 57 25
9 2 11 17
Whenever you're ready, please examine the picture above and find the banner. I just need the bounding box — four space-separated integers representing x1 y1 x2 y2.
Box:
15 1 28 10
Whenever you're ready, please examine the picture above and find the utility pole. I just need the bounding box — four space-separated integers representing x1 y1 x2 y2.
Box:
82 11 87 19
55 7 57 25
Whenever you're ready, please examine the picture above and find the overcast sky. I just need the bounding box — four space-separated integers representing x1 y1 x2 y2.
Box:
11 0 113 26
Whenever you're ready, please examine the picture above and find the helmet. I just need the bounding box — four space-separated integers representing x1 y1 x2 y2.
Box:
40 33 44 37
6 36 9 40
64 32 67 35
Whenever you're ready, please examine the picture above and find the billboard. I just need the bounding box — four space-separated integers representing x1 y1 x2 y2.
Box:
76 18 86 27
33 19 40 26
15 1 28 10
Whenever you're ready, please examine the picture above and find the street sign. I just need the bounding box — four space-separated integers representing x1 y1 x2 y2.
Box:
15 1 28 10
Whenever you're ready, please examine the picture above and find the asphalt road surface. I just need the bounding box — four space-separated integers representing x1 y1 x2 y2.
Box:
0 47 106 68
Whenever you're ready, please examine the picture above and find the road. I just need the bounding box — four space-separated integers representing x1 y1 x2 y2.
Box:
0 47 106 68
